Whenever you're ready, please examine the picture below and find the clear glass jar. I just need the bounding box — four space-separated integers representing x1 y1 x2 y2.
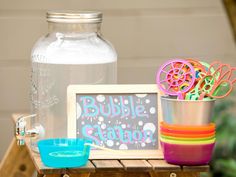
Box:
31 11 117 142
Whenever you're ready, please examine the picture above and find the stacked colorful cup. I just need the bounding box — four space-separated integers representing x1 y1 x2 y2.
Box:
160 96 216 165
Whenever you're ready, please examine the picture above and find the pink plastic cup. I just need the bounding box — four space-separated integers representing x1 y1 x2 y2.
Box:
161 140 215 165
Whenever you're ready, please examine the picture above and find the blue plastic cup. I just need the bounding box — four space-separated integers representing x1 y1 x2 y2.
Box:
38 138 91 168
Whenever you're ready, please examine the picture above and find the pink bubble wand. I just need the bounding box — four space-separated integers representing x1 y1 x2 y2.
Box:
156 59 196 99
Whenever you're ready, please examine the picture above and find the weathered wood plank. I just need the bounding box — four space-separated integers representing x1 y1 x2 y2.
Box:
89 161 124 177
67 161 96 174
182 165 209 172
68 173 91 177
126 172 151 177
0 0 223 10
24 138 66 175
150 172 200 177
148 160 181 172
90 172 125 177
0 138 35 177
0 13 235 63
92 160 124 171
120 160 152 172
44 175 61 177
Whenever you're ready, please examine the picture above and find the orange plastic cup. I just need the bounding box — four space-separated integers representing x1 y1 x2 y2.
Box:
160 121 215 131
160 126 215 134
160 131 215 138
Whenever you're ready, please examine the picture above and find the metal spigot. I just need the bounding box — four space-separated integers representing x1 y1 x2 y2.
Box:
15 114 45 146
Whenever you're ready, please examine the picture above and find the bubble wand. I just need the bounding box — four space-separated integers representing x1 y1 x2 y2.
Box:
156 59 196 99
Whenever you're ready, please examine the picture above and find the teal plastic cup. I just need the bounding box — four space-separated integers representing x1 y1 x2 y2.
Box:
38 138 91 168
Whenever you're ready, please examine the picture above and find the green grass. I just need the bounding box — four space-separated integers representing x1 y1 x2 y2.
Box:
209 95 236 177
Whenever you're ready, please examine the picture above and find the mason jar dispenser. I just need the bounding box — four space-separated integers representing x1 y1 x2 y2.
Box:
16 11 117 148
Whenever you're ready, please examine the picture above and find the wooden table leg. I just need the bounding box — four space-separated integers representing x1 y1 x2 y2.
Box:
150 172 200 177
0 138 35 177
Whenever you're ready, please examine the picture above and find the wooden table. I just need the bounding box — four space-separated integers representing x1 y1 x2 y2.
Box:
0 137 209 177
0 114 210 177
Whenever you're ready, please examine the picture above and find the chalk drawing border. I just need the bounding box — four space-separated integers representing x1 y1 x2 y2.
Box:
67 84 163 159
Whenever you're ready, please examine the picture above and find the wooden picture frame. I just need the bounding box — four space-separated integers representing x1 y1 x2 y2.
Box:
67 84 163 159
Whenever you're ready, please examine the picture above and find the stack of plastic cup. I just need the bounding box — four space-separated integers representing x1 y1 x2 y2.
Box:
160 96 216 165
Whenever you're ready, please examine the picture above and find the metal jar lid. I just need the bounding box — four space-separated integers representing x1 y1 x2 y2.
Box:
47 11 103 23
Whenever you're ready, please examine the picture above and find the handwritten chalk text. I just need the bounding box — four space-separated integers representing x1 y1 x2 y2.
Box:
80 96 148 119
81 124 156 145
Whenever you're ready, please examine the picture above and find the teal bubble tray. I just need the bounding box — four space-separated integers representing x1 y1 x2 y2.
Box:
38 138 91 168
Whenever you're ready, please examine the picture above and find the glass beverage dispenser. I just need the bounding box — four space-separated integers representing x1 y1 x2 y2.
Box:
16 11 117 149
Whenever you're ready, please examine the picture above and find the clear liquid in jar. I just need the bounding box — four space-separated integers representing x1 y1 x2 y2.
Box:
31 61 117 138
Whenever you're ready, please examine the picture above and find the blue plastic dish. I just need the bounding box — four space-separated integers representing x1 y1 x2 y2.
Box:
38 138 91 168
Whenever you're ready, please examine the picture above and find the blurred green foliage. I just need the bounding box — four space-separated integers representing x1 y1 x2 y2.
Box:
209 96 236 177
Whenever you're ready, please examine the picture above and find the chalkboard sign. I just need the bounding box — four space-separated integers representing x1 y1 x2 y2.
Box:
67 84 162 159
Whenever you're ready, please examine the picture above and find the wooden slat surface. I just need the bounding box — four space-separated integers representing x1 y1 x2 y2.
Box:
41 175 61 177
92 160 124 171
69 174 91 177
67 162 96 174
120 160 152 172
148 160 181 172
27 147 66 175
150 172 201 177
24 139 66 174
11 114 209 175
182 165 209 172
